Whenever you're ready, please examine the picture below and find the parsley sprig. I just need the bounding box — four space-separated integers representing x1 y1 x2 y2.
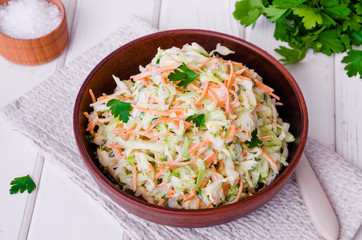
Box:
245 129 262 148
185 113 205 127
106 99 132 123
168 62 199 87
233 0 362 79
10 175 36 194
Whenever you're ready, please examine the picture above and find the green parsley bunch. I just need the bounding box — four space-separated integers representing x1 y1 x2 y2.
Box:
233 0 362 79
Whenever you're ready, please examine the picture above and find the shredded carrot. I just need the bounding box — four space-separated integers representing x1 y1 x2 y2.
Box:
205 151 218 164
188 138 211 155
200 57 220 68
196 198 202 209
116 95 133 101
231 179 244 203
167 188 176 197
259 147 279 170
141 79 148 87
253 78 274 93
164 51 180 64
211 165 217 173
202 202 213 209
268 92 280 101
229 89 239 106
154 168 167 180
120 81 131 90
194 81 209 105
206 89 220 105
227 121 236 143
132 105 184 117
183 189 196 203
88 89 96 103
188 83 202 93
146 117 186 133
260 135 273 140
222 182 229 196
131 165 137 192
97 95 109 101
165 154 200 167
113 130 159 140
234 68 245 75
83 112 90 118
154 152 162 166
231 61 244 69
130 66 177 81
226 61 235 88
160 76 169 86
219 160 224 170
221 83 232 115
157 199 165 206
243 68 256 79
199 179 209 189
156 181 168 188
86 118 98 136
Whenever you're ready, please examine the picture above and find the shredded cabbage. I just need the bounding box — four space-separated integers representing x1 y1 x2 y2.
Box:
85 43 294 209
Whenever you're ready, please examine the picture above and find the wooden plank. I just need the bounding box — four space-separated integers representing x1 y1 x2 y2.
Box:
17 155 44 240
159 0 244 37
64 0 156 63
245 17 336 149
27 161 125 240
25 0 158 239
0 0 76 238
0 120 38 240
335 48 362 169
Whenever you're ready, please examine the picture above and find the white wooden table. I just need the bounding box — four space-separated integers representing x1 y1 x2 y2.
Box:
1 1 361 239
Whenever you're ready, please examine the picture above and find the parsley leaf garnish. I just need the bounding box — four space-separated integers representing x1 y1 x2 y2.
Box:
245 129 262 148
341 50 362 78
168 62 199 88
233 0 264 28
106 99 132 123
10 175 36 194
233 0 362 79
196 189 203 199
293 5 323 29
185 114 205 127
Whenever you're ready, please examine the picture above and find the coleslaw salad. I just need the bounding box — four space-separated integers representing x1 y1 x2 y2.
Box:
84 43 294 209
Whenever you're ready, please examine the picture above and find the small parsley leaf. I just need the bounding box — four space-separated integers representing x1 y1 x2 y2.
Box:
86 134 94 143
245 129 262 148
293 5 323 29
264 5 288 22
233 0 264 28
196 189 203 199
168 63 199 88
318 29 345 56
185 114 205 127
106 99 132 123
341 50 362 78
10 175 36 194
275 45 307 65
272 0 306 9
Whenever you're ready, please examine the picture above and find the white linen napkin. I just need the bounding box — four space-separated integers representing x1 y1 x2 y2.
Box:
1 15 361 240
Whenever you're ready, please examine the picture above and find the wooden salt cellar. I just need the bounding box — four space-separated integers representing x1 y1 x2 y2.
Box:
0 0 69 65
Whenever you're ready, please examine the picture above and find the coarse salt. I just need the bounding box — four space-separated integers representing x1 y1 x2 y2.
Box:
0 0 62 39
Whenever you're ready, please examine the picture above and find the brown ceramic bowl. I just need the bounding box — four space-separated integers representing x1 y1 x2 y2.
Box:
74 30 308 228
0 0 69 65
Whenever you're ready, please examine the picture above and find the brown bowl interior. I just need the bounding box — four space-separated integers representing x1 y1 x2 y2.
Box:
74 30 308 228
0 0 69 65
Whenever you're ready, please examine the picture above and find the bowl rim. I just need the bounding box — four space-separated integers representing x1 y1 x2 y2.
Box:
73 29 308 215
